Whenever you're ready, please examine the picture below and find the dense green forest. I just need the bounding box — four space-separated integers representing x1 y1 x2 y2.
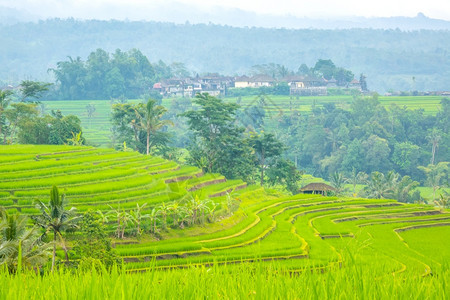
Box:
161 94 449 196
1 19 450 92
48 48 177 100
1 12 450 300
1 85 448 198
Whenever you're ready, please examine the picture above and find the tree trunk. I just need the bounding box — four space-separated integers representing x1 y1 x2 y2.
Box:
117 218 121 239
137 220 140 235
58 233 70 263
146 130 150 155
51 231 56 272
431 143 437 165
173 213 177 227
260 150 265 186
433 186 437 203
10 122 18 144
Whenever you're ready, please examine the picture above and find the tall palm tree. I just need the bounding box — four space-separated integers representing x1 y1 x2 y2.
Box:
392 175 419 203
365 172 388 199
157 202 170 229
330 172 346 195
108 204 125 239
345 168 368 196
120 210 133 239
168 201 183 227
188 196 203 225
129 203 149 235
434 192 449 211
0 90 13 144
134 99 173 155
208 202 218 223
32 186 80 271
199 198 212 225
364 171 398 199
96 210 111 225
148 208 160 234
418 162 449 202
427 129 442 165
1 209 51 273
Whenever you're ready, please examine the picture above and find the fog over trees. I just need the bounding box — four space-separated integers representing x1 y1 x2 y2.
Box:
1 19 450 92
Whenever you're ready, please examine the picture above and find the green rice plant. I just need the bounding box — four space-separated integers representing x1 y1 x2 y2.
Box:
0 167 143 190
1 259 449 299
0 154 153 182
0 192 10 198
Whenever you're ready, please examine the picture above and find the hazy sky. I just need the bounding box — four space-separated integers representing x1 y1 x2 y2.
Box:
1 0 450 21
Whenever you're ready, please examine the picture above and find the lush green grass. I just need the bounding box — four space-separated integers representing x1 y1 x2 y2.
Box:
0 145 246 215
1 144 449 291
225 94 443 115
41 95 443 147
2 260 448 299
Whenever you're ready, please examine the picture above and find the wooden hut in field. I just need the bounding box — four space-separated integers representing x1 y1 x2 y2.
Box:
299 183 337 195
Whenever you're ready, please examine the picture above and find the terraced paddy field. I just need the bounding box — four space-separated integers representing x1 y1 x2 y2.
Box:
41 95 443 147
0 145 246 216
41 99 142 148
0 145 448 281
231 95 444 115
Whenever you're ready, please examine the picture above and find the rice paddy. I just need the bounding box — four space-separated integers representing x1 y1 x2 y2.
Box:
0 145 448 298
40 95 444 147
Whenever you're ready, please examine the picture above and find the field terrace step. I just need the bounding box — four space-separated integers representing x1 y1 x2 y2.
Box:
165 171 203 183
118 198 389 265
0 155 155 182
187 176 227 191
209 183 248 198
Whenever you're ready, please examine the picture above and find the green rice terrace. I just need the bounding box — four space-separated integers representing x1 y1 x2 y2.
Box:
41 95 443 147
0 145 449 278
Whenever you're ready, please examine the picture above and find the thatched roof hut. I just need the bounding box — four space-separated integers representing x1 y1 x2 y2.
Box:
299 183 337 195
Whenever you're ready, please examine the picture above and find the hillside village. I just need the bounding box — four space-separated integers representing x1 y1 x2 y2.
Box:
152 74 363 98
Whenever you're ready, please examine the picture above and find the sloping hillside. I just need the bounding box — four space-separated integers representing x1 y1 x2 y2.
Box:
0 145 448 275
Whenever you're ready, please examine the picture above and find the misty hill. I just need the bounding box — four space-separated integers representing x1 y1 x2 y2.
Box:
2 3 450 30
1 18 449 92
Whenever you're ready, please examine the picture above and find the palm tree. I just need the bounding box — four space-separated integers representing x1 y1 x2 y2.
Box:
66 131 83 146
199 198 212 225
392 176 419 203
32 185 80 271
134 99 173 155
108 204 123 239
188 196 203 225
0 90 12 144
364 171 399 199
325 128 341 152
96 210 110 225
85 103 96 128
0 209 51 273
364 172 388 199
225 192 235 216
148 208 160 234
129 203 149 236
208 202 218 223
157 202 170 229
434 192 449 211
418 162 449 202
168 201 183 227
346 168 368 196
330 172 346 195
120 210 132 239
427 129 442 165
